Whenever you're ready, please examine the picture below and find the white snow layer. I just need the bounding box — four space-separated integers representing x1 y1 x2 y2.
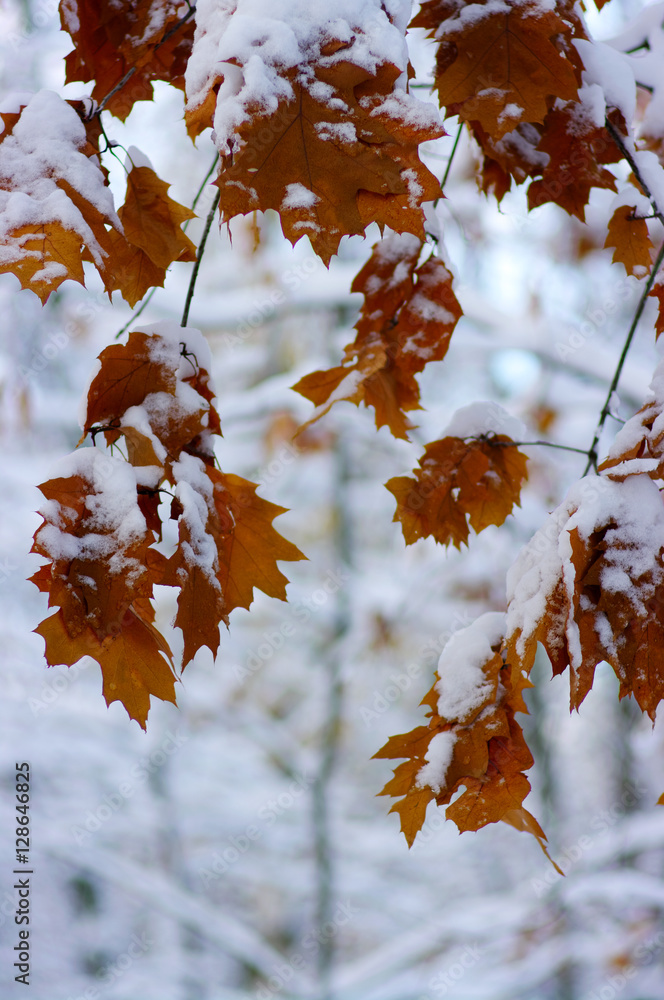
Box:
416 730 457 794
0 90 120 271
184 0 438 154
37 448 149 579
435 612 505 723
443 401 526 441
506 475 664 669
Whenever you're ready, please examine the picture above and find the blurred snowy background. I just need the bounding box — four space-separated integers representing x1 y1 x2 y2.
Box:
2 1 664 998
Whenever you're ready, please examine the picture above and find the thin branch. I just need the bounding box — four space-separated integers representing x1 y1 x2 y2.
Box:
604 116 664 226
181 189 221 327
583 236 664 475
115 290 155 340
578 118 664 475
480 438 594 457
189 156 219 215
92 5 196 118
441 123 463 193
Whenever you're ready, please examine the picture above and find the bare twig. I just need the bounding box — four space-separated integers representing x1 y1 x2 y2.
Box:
583 236 664 475
181 189 221 327
579 118 664 474
479 438 594 457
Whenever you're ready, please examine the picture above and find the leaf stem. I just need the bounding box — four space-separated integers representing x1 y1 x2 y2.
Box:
181 188 221 327
479 438 594 457
578 117 664 475
604 117 664 225
441 123 463 193
582 236 664 475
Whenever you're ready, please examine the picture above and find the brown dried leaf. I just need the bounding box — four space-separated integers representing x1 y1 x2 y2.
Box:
604 204 653 277
293 238 462 439
386 435 528 549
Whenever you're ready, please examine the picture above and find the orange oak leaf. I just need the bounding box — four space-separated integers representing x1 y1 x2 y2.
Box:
105 164 196 307
506 474 664 720
650 281 664 340
104 231 166 309
35 607 176 730
31 454 160 640
375 614 556 862
83 330 178 433
386 435 528 549
527 103 620 219
414 1 579 139
118 165 197 271
471 122 546 202
0 93 121 302
214 62 443 264
162 457 306 666
604 204 654 277
293 236 462 439
61 0 194 121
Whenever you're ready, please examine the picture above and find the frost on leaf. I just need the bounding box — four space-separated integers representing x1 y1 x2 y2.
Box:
33 323 304 727
293 235 462 439
185 4 443 263
0 92 121 302
60 0 194 120
385 434 528 548
213 65 442 264
413 0 580 140
375 613 555 863
506 474 664 720
31 450 176 729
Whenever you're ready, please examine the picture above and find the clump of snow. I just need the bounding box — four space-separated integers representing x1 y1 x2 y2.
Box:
574 39 636 125
416 731 457 793
136 320 214 380
171 453 221 586
36 448 149 581
443 401 526 441
506 475 664 670
436 612 504 723
0 91 120 274
126 145 154 171
282 183 320 210
185 0 434 154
